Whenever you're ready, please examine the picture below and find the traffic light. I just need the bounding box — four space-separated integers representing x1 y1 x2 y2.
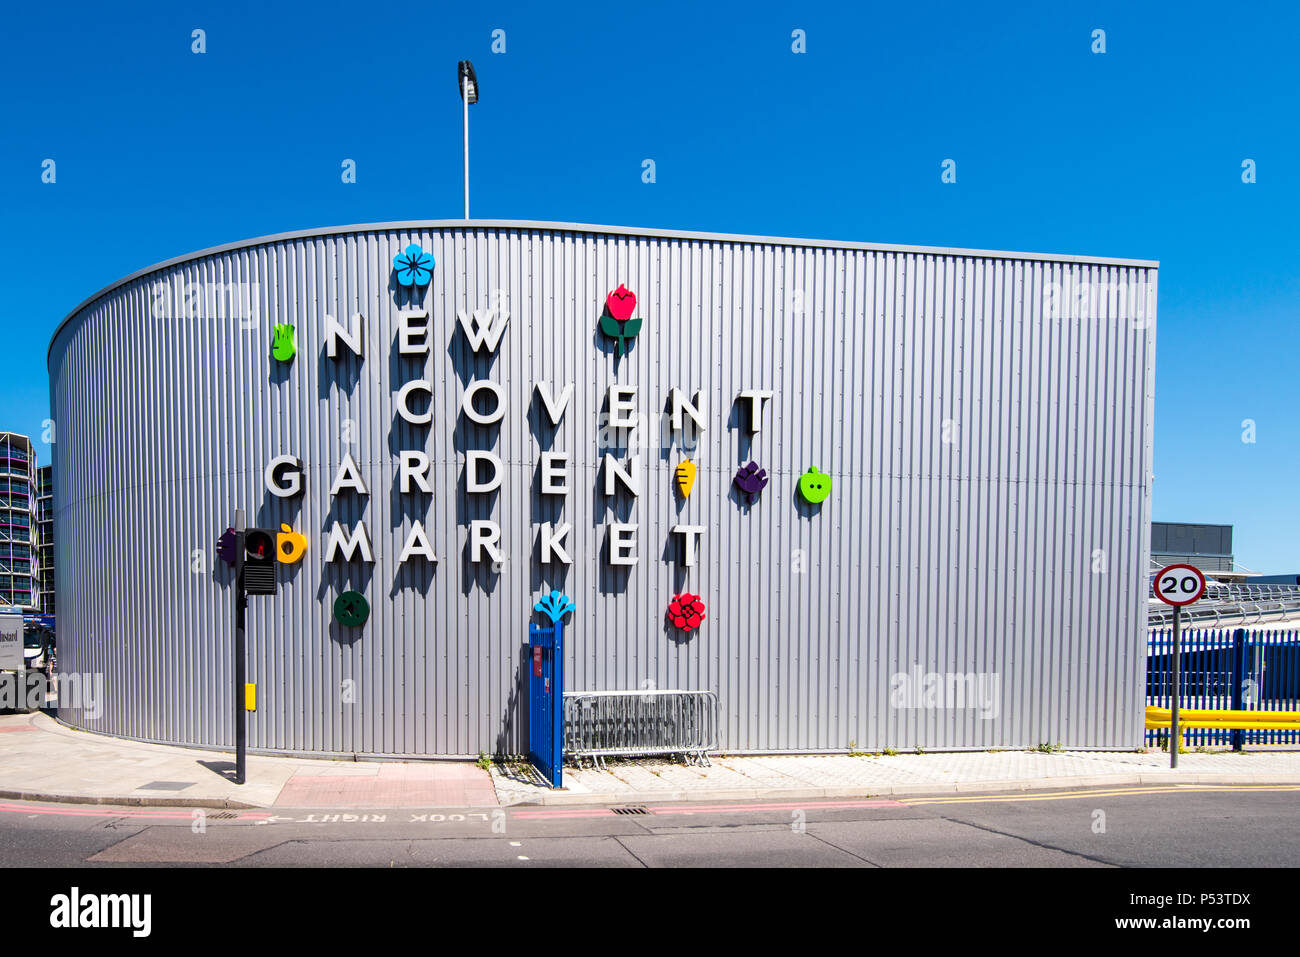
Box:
242 528 277 595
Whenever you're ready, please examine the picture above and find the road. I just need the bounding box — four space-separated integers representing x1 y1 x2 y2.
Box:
1 784 1297 867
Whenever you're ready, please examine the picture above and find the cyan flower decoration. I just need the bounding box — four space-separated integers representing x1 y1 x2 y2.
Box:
534 590 575 624
393 244 435 286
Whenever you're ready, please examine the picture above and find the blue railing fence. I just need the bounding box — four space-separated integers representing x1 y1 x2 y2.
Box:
1146 627 1300 746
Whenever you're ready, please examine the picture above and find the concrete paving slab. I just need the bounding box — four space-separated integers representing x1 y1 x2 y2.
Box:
242 835 644 868
615 829 866 867
807 818 1110 867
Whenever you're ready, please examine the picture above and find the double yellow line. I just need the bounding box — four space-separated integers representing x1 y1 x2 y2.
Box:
901 784 1300 806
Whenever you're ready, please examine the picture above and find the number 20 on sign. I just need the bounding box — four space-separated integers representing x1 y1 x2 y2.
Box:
1154 564 1206 606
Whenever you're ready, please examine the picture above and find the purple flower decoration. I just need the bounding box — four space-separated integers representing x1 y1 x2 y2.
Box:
216 527 236 565
733 461 769 504
393 244 435 287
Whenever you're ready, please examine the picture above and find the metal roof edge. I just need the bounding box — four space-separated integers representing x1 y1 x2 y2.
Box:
48 219 1160 366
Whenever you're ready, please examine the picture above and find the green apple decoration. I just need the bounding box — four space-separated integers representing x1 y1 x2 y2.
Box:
798 466 832 504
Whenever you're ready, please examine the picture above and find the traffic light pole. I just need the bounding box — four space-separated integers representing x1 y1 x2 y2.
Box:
233 510 247 786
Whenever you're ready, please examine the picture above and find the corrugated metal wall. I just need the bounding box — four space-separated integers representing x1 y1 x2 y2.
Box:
48 222 1157 755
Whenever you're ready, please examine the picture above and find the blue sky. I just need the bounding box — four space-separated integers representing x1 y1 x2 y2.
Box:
3 1 1297 570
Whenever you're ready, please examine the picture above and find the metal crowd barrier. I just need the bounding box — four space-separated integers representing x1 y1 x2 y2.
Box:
562 690 719 768
1148 595 1300 628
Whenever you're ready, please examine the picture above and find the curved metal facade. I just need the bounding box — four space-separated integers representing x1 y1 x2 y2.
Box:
49 221 1157 756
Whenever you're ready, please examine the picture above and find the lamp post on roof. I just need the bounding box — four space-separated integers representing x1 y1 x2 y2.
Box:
458 60 479 220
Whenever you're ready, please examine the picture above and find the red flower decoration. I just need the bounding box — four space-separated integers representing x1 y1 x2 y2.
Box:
667 593 706 631
606 284 637 322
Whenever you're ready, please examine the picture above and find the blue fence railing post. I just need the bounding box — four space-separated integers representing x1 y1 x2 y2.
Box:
527 617 564 788
1231 627 1247 751
551 619 564 784
529 590 573 788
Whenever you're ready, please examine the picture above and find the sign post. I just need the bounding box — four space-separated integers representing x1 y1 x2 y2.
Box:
1153 563 1207 769
232 509 247 785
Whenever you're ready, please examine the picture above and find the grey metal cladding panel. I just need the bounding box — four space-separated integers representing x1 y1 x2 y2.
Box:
1169 526 1195 554
1151 524 1168 553
1152 554 1233 572
1152 523 1231 558
48 224 1156 754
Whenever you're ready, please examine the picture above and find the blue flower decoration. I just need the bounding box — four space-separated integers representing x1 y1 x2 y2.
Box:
393 244 435 287
534 590 575 625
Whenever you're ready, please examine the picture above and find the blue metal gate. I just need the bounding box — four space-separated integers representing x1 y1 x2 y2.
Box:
1146 627 1300 746
528 620 564 787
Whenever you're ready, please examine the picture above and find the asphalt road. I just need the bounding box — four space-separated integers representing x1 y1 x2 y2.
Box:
1 784 1297 867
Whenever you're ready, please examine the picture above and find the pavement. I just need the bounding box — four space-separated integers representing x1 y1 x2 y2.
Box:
491 745 1300 804
0 712 496 809
4 710 1300 809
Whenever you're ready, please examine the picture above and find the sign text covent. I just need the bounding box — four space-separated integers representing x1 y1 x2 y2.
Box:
243 244 830 623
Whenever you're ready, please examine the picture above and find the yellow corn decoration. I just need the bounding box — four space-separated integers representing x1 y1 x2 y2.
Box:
675 459 697 498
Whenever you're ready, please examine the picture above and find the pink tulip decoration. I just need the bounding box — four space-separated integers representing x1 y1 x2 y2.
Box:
599 284 643 356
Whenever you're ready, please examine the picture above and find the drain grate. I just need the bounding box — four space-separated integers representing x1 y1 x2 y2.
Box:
208 811 238 820
611 805 649 816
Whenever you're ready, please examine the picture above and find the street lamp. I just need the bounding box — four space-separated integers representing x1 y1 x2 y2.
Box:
458 60 478 220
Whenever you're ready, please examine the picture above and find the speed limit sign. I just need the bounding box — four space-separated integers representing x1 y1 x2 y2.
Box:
1153 564 1207 606
1154 563 1206 772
